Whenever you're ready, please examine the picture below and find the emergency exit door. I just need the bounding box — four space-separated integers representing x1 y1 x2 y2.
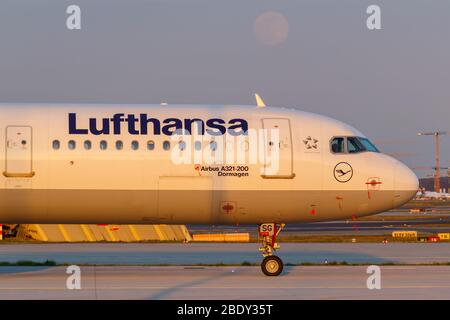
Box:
261 118 294 178
4 126 34 177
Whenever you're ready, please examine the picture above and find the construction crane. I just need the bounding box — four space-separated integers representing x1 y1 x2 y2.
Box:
434 166 450 192
417 131 448 192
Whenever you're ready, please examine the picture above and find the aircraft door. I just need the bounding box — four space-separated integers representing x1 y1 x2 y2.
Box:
261 118 294 178
4 126 34 177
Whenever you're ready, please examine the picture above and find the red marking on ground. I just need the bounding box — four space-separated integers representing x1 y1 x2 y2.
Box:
309 209 316 215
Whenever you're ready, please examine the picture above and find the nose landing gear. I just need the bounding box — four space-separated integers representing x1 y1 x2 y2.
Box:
258 223 285 276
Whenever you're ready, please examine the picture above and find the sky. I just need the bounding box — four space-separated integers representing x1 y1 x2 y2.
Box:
0 0 449 177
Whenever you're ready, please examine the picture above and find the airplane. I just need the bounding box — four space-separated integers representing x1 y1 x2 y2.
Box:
416 190 450 200
0 97 418 276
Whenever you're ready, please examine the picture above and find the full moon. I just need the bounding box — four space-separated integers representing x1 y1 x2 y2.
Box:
254 11 289 46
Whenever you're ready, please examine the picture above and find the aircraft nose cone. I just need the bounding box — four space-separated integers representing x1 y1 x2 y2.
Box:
394 162 419 207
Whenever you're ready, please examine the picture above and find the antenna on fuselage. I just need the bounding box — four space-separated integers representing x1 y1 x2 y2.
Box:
254 93 266 108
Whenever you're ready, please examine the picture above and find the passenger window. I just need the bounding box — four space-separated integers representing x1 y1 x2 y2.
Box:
163 141 170 150
68 140 76 150
331 137 345 153
210 141 217 151
147 140 155 151
178 141 186 151
194 141 202 151
52 140 60 150
116 140 123 150
84 140 92 150
100 140 108 150
347 137 365 153
131 141 139 150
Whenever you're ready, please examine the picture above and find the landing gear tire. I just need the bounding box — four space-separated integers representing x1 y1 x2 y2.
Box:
261 255 283 277
258 223 285 276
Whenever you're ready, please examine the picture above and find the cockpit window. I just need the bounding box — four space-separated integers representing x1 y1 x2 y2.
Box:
347 137 365 153
358 137 379 152
331 136 379 154
331 137 345 153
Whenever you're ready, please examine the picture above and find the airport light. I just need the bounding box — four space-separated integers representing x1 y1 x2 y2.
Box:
417 131 448 192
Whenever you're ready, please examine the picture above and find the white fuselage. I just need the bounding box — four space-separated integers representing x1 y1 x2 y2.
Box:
0 104 418 225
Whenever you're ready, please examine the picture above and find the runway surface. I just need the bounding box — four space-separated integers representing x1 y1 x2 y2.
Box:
1 265 450 299
1 243 450 265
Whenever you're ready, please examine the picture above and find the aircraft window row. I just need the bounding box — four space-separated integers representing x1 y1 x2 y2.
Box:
52 139 163 151
51 139 221 151
331 137 379 154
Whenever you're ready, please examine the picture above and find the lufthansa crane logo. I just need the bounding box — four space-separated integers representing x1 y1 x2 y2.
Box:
334 162 353 183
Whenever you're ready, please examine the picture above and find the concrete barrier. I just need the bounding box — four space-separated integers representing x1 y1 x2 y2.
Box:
392 231 418 239
438 233 450 240
15 224 192 242
192 233 250 242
